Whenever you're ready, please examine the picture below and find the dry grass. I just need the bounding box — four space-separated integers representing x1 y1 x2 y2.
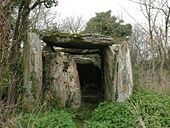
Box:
138 70 170 95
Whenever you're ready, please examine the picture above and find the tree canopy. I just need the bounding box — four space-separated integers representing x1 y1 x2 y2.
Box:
84 10 132 38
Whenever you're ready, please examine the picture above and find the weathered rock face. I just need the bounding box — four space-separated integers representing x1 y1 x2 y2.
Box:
42 33 114 49
103 43 133 102
103 45 119 101
72 54 101 69
43 52 81 108
116 42 133 102
23 33 42 102
60 48 101 54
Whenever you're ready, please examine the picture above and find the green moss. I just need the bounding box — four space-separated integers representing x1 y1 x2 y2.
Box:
41 31 82 39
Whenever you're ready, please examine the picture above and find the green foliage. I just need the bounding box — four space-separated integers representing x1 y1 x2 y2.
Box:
43 0 58 8
4 88 170 128
85 88 170 128
131 88 170 128
9 109 76 128
85 101 137 128
84 10 132 38
1 60 24 100
2 66 9 89
85 121 110 128
71 106 93 127
33 109 75 128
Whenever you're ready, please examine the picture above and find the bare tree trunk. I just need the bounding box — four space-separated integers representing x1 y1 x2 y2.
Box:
159 4 170 86
164 7 170 70
160 49 165 86
148 14 155 72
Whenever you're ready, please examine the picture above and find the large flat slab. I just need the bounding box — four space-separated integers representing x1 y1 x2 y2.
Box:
42 33 115 49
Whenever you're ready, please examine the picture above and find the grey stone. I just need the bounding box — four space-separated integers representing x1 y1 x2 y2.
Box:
116 41 133 102
43 52 81 108
42 33 115 49
23 33 42 102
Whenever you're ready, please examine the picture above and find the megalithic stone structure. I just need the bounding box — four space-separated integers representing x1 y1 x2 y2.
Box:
43 52 81 108
23 33 42 102
103 45 117 101
23 32 133 108
116 41 133 102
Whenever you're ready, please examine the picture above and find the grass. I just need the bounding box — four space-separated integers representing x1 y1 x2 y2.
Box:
71 103 97 128
2 87 170 128
85 87 170 128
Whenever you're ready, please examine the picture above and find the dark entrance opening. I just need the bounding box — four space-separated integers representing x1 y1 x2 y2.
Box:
77 63 103 104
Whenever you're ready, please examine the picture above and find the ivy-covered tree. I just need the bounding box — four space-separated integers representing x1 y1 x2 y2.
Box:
84 10 132 38
0 0 58 106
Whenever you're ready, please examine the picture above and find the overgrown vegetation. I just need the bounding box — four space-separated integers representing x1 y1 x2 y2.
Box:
85 88 170 128
5 108 76 128
85 102 137 128
2 88 170 128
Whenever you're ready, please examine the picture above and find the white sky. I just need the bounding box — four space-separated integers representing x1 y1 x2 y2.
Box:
55 0 147 24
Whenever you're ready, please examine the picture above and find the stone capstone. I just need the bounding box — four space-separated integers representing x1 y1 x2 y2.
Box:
42 33 115 49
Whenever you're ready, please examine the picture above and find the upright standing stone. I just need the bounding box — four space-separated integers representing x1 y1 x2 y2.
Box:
103 46 116 101
43 52 81 108
23 33 42 102
116 41 133 102
103 45 120 101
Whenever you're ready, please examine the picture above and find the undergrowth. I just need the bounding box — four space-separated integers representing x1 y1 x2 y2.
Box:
5 109 76 128
84 102 137 128
3 87 170 128
85 88 170 128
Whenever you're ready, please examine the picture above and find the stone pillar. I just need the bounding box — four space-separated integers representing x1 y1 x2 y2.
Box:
43 52 81 109
116 41 133 102
23 33 42 102
103 45 118 101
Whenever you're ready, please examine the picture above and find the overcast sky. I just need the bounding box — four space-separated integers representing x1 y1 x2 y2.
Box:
55 0 147 24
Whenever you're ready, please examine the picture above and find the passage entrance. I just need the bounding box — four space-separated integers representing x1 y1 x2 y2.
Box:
76 63 103 104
